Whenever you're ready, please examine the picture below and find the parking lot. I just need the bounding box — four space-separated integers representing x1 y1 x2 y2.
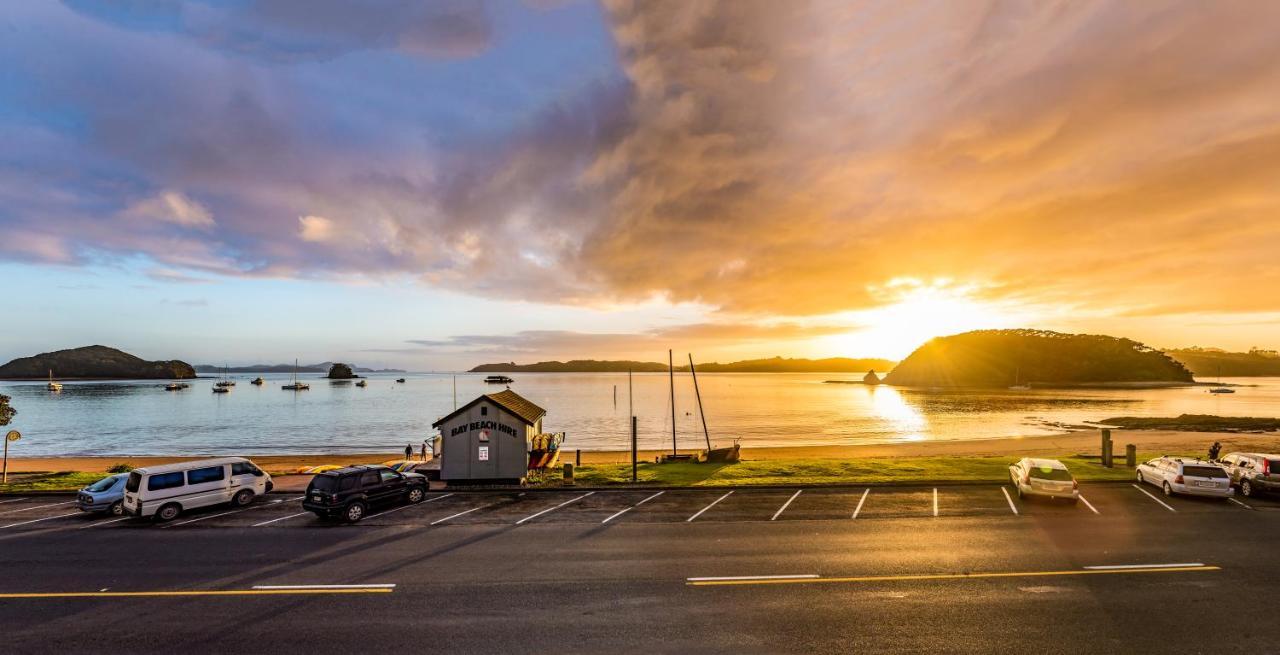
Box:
3 480 1279 533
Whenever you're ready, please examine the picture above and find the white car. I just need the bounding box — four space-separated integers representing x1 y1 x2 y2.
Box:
1136 456 1232 498
1009 458 1079 502
123 457 273 521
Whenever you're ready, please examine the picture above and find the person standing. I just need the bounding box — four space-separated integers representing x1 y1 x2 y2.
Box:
420 441 428 461
1208 441 1222 461
404 443 413 460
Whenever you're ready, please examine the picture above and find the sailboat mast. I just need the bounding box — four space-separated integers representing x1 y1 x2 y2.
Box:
668 349 677 456
688 354 711 450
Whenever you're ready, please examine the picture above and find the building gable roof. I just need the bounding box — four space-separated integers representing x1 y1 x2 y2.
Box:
431 389 547 429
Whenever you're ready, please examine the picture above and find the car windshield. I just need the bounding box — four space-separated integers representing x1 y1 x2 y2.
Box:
1030 466 1073 481
85 475 121 492
309 476 338 492
1183 465 1227 479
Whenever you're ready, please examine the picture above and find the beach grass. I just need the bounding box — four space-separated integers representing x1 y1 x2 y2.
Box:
0 471 109 493
562 453 1184 487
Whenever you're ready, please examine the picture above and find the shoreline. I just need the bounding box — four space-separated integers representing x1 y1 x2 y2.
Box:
6 429 1279 473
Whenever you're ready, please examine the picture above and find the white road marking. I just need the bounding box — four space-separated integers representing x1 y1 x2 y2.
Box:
516 492 594 525
687 574 820 582
0 497 30 504
1001 487 1019 515
0 512 80 529
431 505 494 525
370 492 455 518
253 512 309 527
79 516 133 529
687 491 734 522
1131 484 1177 512
1084 563 1205 570
852 489 869 519
771 490 803 521
1228 497 1253 510
1078 494 1100 515
166 496 305 527
601 491 664 524
252 583 396 590
932 488 939 517
0 500 76 516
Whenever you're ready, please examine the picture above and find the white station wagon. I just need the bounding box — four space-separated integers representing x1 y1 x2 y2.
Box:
123 457 273 521
1009 458 1079 503
1136 456 1232 499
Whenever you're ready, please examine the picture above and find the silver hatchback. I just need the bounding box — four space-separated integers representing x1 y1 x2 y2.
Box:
1136 457 1232 498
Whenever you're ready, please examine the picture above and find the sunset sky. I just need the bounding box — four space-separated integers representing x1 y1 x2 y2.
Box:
3 1 1280 370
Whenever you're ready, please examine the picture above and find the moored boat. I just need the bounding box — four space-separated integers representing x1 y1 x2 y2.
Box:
250 377 265 386
355 379 367 387
395 378 406 383
282 358 310 390
484 375 514 384
212 386 230 394
46 369 63 392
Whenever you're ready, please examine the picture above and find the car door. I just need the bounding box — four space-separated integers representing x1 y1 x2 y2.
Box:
360 471 385 505
230 462 264 495
1139 459 1157 484
379 469 407 501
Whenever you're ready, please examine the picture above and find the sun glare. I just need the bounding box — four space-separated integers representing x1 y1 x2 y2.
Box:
829 282 1023 359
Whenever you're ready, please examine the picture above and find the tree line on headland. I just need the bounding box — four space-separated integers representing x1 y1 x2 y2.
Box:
468 356 898 374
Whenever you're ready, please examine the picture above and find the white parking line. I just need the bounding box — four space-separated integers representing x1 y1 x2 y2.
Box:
1228 497 1253 510
166 496 305 527
370 492 455 519
771 490 803 521
601 491 664 524
252 583 396 590
932 488 939 517
1 512 80 529
253 512 309 527
1084 563 1204 570
1131 484 1177 512
687 491 733 522
0 500 76 516
0 497 30 504
687 574 819 582
1001 487 1019 515
1078 494 1100 515
516 492 594 525
79 516 133 529
852 489 869 519
430 506 486 525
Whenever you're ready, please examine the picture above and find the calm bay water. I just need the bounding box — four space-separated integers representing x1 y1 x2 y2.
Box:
2 372 1277 456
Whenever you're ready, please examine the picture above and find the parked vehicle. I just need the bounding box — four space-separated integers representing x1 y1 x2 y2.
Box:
1136 456 1232 498
302 465 428 523
1218 452 1280 497
1008 458 1079 502
122 457 273 521
77 473 129 515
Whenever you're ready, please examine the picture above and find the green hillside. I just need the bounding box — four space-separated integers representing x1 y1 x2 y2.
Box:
1167 348 1280 377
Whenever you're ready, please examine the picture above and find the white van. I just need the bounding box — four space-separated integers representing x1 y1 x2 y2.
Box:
122 457 273 521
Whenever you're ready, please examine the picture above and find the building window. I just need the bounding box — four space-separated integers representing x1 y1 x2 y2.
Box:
481 406 487 416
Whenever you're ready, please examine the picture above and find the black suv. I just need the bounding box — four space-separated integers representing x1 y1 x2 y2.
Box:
302 465 428 522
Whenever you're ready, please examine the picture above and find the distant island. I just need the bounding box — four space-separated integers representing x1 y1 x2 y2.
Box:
325 363 358 379
469 356 897 373
1099 414 1280 432
884 329 1194 388
194 362 404 374
0 345 195 380
1166 347 1280 377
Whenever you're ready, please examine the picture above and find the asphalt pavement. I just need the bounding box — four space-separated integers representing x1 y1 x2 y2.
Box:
1 482 1278 654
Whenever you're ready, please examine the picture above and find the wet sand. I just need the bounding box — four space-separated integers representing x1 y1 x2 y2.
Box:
6 430 1278 473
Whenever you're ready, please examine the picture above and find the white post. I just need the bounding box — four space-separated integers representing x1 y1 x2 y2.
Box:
2 435 8 484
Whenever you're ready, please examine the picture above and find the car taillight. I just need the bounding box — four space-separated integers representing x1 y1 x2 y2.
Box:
1174 475 1184 484
1072 478 1079 490
1265 460 1272 475
1022 471 1030 484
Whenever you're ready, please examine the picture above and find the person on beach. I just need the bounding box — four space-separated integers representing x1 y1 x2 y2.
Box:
1208 441 1222 461
421 441 428 461
405 443 413 460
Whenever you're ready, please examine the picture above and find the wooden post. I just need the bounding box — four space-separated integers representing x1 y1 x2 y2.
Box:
1101 429 1113 468
668 349 677 457
575 449 581 467
1126 444 1136 468
563 463 574 486
2 435 8 484
631 416 638 483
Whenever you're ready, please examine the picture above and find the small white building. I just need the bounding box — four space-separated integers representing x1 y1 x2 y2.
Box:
431 389 546 483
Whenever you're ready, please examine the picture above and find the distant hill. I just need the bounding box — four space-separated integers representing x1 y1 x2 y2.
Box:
884 329 1194 388
0 345 195 380
194 362 405 374
1167 348 1280 377
469 357 895 373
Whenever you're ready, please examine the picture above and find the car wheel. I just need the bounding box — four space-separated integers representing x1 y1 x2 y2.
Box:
344 501 367 523
232 489 255 507
1136 469 1144 483
109 500 124 516
407 486 425 504
155 503 182 522
1163 482 1174 497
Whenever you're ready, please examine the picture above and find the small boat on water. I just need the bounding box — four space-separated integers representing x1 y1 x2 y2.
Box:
214 364 235 387
282 359 310 391
1209 388 1235 394
46 369 63 392
1008 367 1031 391
395 378 406 384
355 380 368 387
484 375 514 384
250 377 265 386
212 386 230 394
165 383 184 391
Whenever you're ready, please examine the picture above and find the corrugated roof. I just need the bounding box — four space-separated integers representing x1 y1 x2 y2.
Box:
431 389 546 428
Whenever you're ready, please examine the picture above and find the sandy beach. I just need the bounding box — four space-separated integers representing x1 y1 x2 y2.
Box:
6 429 1278 473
